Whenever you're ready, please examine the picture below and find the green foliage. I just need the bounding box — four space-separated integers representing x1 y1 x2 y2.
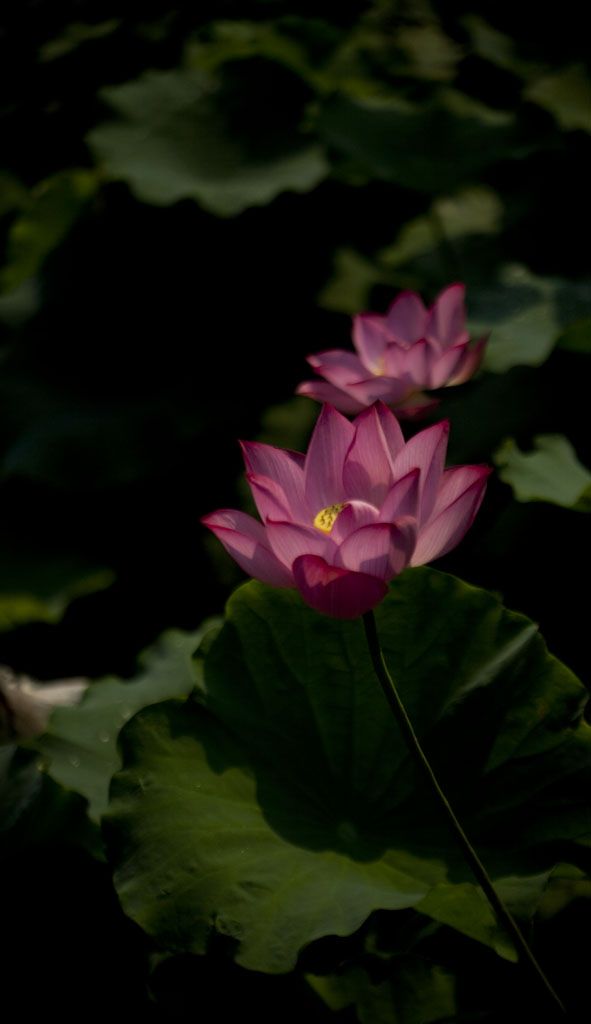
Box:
495 435 591 510
471 265 560 372
307 958 456 1023
32 623 219 819
105 571 589 972
318 89 521 195
0 170 98 293
557 315 591 353
380 187 504 272
470 265 591 373
320 186 504 312
0 744 99 857
524 64 591 134
187 19 326 91
88 67 329 216
0 544 114 632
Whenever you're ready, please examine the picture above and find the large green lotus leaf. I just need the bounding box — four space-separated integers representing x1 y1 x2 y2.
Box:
106 571 590 973
33 623 219 820
494 435 591 511
87 67 328 217
318 88 522 194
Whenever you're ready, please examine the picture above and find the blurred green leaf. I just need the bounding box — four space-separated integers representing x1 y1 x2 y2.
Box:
33 621 220 820
319 186 504 313
105 570 589 972
307 957 456 1023
471 265 591 372
474 265 559 372
494 435 591 511
557 316 591 353
379 185 503 269
318 247 392 314
0 169 99 294
461 14 539 78
0 278 41 328
524 65 591 134
188 20 325 91
536 864 591 920
39 18 120 62
318 88 521 194
395 23 462 82
0 172 29 217
0 545 115 632
87 67 329 217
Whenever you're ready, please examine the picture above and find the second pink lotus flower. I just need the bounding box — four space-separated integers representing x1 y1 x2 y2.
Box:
202 402 491 619
297 283 487 417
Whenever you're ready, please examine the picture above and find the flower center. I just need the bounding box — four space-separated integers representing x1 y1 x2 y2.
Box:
313 503 346 533
371 355 386 376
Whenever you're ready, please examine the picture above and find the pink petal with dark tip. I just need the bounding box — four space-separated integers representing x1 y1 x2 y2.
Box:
402 338 434 387
295 380 367 415
385 291 428 343
246 473 291 523
293 554 388 618
379 468 420 522
429 343 469 389
343 404 396 505
304 404 355 511
371 400 406 458
383 343 413 380
344 375 411 407
336 519 416 580
201 510 294 587
391 419 450 524
428 465 492 522
411 476 490 566
446 335 488 385
241 441 308 521
394 392 440 419
352 315 388 372
426 283 466 349
307 349 368 386
385 292 426 344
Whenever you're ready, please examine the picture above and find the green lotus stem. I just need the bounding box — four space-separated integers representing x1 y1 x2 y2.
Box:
362 609 567 1018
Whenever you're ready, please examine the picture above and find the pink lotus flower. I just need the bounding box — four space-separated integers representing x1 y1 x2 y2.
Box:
296 283 487 418
202 402 491 619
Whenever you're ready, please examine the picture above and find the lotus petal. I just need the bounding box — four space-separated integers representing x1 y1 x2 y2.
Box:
292 555 388 618
201 510 293 587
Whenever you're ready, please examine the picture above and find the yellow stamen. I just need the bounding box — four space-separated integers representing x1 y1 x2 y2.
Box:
313 503 346 533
